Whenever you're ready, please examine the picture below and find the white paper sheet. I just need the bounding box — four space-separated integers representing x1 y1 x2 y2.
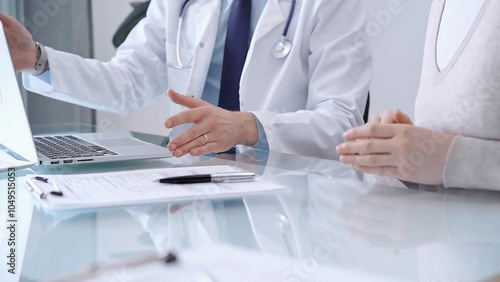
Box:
24 165 288 210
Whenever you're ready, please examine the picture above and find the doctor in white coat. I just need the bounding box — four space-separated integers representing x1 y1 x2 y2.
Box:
1 0 371 159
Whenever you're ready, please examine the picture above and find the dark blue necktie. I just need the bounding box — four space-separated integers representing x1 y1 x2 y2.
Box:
218 0 251 111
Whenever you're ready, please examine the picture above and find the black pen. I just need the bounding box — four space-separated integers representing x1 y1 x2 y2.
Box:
158 172 255 184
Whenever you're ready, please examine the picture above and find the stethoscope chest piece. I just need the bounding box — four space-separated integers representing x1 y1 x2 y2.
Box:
272 37 292 59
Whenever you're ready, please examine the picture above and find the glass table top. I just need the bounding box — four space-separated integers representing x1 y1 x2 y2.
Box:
1 125 500 281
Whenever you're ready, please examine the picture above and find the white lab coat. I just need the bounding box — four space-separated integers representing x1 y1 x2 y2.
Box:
23 0 371 159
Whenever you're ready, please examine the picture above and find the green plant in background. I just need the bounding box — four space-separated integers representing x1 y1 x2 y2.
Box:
113 1 151 48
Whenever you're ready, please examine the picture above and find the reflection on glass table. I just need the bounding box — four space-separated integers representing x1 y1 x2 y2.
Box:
0 125 499 281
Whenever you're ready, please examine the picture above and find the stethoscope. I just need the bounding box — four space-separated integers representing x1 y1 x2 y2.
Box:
272 0 296 59
166 0 297 69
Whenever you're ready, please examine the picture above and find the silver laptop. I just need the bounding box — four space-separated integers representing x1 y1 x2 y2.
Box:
0 22 172 171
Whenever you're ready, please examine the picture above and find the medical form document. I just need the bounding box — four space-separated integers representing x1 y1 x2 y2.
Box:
23 165 288 211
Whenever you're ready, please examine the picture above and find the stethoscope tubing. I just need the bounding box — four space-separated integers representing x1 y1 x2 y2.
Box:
179 0 191 17
283 0 296 38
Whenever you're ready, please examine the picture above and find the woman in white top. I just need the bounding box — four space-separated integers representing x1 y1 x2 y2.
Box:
337 0 500 190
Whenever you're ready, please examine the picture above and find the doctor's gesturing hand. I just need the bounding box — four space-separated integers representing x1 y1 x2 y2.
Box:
164 90 259 158
336 109 455 185
0 12 38 72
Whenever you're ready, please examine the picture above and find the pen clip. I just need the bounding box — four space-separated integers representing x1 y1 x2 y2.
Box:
26 176 64 199
211 172 255 183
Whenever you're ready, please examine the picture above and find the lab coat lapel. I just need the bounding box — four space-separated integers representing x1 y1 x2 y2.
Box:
188 0 221 99
191 0 220 46
251 0 286 44
240 0 286 109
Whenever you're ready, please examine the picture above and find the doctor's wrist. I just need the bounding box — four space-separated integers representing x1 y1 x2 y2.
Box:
236 112 259 147
24 42 48 76
14 41 37 72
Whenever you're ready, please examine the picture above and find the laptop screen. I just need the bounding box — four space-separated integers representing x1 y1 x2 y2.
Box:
0 22 38 169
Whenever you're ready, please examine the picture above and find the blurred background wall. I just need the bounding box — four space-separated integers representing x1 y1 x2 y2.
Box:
0 0 95 127
362 0 433 121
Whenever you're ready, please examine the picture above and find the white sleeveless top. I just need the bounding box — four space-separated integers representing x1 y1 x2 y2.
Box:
415 0 500 190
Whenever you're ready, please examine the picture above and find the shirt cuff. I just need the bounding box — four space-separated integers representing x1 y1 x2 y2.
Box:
37 68 51 85
251 113 269 151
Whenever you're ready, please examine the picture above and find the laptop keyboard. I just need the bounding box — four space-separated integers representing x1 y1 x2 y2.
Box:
34 135 118 160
